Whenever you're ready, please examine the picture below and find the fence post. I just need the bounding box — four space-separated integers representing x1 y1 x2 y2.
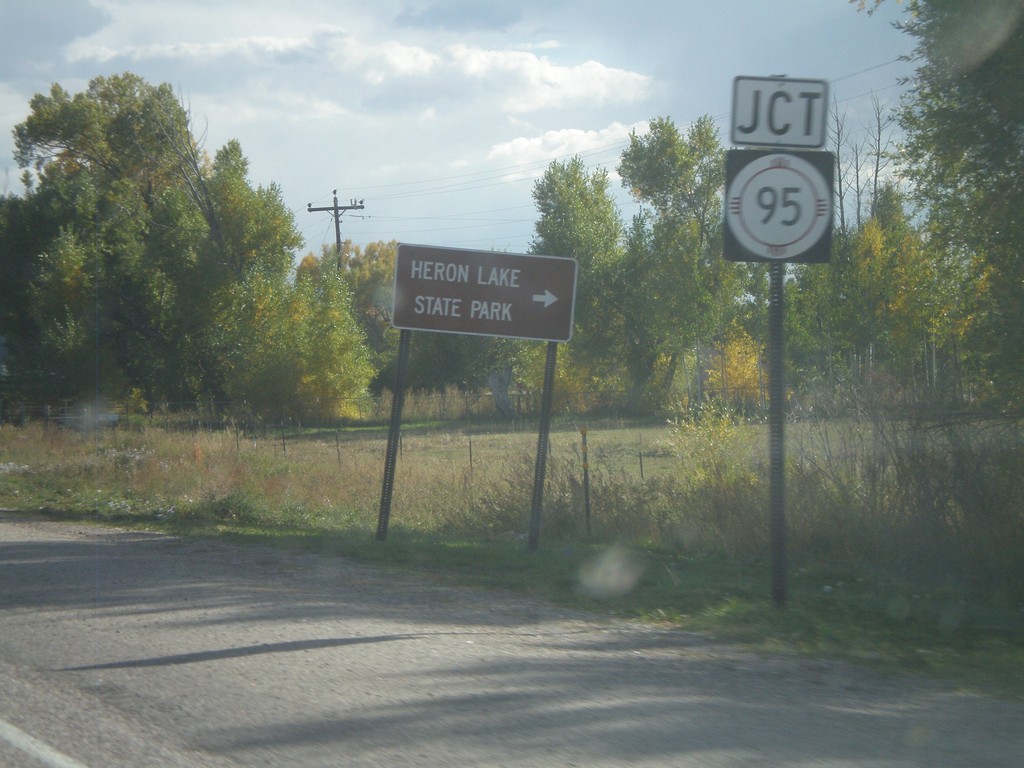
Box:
581 425 591 539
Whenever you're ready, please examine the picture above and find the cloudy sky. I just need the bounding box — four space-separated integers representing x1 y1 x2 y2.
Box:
1 0 915 257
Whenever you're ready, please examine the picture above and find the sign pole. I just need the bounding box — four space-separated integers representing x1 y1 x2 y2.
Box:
768 263 787 607
727 74 833 609
376 328 411 541
527 341 559 552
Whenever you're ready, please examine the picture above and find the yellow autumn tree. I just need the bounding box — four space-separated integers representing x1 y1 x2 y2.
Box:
706 323 764 410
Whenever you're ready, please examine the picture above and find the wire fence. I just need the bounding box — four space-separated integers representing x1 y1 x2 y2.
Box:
1 388 682 433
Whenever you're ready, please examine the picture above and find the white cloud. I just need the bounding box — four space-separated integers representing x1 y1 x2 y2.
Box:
515 40 562 52
66 35 310 63
326 36 440 85
0 83 30 127
202 90 353 128
78 0 333 46
487 122 647 178
0 84 31 193
446 44 650 113
66 23 442 91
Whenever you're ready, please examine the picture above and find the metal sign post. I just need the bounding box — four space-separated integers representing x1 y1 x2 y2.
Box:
376 328 411 541
725 76 833 607
580 425 592 539
723 149 832 606
527 341 558 552
768 264 787 607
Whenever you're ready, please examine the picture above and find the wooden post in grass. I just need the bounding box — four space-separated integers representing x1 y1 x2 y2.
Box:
580 425 592 539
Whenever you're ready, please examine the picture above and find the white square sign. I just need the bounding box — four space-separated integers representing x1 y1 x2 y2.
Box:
731 76 830 149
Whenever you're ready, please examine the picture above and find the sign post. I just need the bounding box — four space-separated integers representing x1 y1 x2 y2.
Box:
377 243 578 545
767 263 786 607
726 76 833 608
376 328 410 541
527 341 559 552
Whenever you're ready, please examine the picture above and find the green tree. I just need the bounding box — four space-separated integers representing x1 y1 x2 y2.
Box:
23 229 105 397
204 140 300 283
860 0 1024 402
617 116 740 408
215 252 372 421
4 73 340 416
789 181 968 406
218 259 372 421
216 271 301 418
10 74 206 400
531 156 624 385
618 116 723 250
340 239 400 388
294 260 374 419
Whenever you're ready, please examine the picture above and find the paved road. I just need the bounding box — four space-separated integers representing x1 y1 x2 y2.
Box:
1 512 1022 767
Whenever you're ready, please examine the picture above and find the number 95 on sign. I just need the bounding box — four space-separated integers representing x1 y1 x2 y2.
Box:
723 149 833 263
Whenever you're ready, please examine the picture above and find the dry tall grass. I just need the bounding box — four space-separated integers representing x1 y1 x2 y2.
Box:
2 409 1021 602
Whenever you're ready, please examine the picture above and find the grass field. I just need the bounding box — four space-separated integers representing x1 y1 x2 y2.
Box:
1 412 1022 697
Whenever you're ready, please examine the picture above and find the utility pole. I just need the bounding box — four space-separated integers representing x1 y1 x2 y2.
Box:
307 190 365 270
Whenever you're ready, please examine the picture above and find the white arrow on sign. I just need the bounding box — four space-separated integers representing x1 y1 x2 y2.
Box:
532 290 558 308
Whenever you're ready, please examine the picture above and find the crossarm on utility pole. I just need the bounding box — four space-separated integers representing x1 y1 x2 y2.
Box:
307 189 365 269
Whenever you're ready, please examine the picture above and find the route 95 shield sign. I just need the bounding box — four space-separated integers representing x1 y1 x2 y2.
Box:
723 149 833 263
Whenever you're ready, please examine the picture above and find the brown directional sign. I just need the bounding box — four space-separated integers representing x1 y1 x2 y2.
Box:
392 243 577 342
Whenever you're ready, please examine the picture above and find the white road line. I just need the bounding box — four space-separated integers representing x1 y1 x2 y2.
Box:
0 718 90 768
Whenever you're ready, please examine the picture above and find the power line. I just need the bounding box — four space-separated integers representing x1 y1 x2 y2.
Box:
303 57 909 250
356 146 626 202
351 140 627 197
832 58 905 84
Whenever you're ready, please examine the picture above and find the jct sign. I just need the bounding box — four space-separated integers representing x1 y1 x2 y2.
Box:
731 76 829 149
392 243 577 342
